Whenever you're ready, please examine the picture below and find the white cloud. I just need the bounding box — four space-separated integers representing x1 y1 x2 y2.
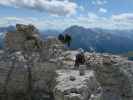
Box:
112 13 133 21
0 0 77 16
99 8 107 13
92 0 107 5
1 13 133 30
87 13 99 19
109 13 133 29
79 6 85 12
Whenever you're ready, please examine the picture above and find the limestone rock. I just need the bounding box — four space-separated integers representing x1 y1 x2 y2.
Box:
56 50 133 100
69 76 76 81
2 26 133 100
86 53 133 100
54 70 102 100
79 65 86 76
5 24 43 51
0 50 58 100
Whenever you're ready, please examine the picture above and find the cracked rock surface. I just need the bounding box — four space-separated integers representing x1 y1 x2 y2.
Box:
54 70 102 100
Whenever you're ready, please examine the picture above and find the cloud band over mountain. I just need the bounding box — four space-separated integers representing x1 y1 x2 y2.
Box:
0 0 77 16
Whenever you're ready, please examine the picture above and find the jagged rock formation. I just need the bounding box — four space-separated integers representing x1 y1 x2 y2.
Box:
5 24 43 51
84 53 133 100
0 24 64 100
5 24 64 60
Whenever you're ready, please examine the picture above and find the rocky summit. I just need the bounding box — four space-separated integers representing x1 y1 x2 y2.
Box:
53 51 133 100
5 24 43 51
0 24 133 100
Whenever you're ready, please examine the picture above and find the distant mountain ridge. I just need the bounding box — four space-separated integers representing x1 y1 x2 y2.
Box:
63 25 133 53
40 29 61 39
0 25 15 33
0 25 133 53
0 25 16 49
93 28 133 40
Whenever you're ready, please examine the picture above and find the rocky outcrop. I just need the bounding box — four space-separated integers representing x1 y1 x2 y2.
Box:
5 24 43 51
54 51 133 100
0 46 133 100
0 24 64 100
4 24 64 61
44 37 65 59
54 70 102 100
0 50 59 100
85 53 133 100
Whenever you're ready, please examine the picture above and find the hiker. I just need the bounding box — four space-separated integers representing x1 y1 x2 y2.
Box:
74 48 85 69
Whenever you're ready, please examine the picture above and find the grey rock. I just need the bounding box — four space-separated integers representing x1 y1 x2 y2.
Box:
5 24 43 51
86 53 133 100
69 76 76 81
54 70 101 100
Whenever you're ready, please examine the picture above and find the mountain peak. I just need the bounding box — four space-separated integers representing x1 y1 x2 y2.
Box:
0 25 16 33
62 25 133 53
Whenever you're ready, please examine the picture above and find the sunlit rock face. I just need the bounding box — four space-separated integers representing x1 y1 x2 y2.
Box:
44 36 65 59
54 70 102 100
54 51 133 100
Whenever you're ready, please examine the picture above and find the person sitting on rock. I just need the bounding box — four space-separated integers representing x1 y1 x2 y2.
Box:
74 48 85 69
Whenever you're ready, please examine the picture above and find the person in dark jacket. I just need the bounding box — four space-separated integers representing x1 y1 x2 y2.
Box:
75 48 85 69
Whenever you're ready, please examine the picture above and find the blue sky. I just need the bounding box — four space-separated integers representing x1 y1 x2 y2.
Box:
0 0 133 30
